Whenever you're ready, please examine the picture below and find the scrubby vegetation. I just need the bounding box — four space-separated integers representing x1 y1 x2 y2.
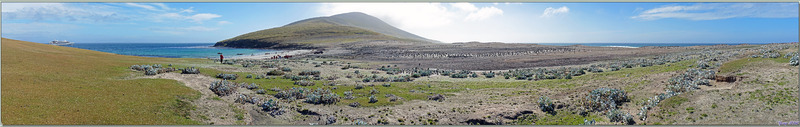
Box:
304 88 340 105
181 67 200 74
538 96 555 115
209 80 237 96
584 88 628 112
131 64 177 75
216 73 238 80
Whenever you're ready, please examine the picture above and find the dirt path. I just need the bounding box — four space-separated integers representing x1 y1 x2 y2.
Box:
147 73 254 125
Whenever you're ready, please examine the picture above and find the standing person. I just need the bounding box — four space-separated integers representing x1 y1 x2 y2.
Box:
220 54 224 63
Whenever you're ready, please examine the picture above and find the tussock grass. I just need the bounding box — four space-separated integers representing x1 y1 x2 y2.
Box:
1 38 201 125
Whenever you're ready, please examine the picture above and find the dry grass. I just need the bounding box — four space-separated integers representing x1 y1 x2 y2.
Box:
1 38 202 125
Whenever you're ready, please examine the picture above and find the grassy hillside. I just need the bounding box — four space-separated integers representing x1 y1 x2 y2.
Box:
215 12 434 49
215 19 403 49
298 12 438 43
1 38 201 125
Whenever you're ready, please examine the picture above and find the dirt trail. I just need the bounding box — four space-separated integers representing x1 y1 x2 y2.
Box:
147 73 255 125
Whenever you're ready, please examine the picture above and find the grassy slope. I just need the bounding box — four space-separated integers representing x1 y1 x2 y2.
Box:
720 57 791 74
1 38 202 125
215 19 408 48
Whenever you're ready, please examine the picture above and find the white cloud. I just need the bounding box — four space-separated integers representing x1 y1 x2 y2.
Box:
217 21 232 25
147 26 219 35
452 3 478 12
155 13 221 23
187 13 221 23
180 7 195 13
318 3 455 29
125 3 172 11
2 3 128 22
183 26 218 31
632 3 798 20
317 3 512 43
124 3 220 23
318 3 504 29
541 6 569 18
465 6 503 21
2 22 81 34
125 3 159 11
152 3 170 10
2 3 62 12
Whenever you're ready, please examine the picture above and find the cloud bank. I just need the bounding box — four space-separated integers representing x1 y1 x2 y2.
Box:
541 6 569 18
633 3 798 20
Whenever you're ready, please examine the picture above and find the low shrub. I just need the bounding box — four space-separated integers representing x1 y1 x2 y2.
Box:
370 88 380 95
181 67 200 74
349 102 360 107
274 87 308 100
369 95 378 103
304 88 340 105
584 88 628 112
216 73 238 80
145 68 159 75
299 70 321 76
538 96 555 115
260 99 285 116
344 91 355 100
245 83 259 90
209 80 236 96
294 80 315 86
428 94 445 102
267 70 284 75
606 109 635 125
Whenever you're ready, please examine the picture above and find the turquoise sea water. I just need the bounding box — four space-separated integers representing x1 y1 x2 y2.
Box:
65 43 278 58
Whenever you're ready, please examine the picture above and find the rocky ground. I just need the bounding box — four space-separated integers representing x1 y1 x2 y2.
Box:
138 42 797 125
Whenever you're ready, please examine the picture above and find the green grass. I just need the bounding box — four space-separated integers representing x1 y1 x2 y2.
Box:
660 96 689 108
1 38 203 124
182 50 698 111
231 104 245 124
514 111 604 125
719 57 790 74
443 59 696 91
746 89 796 105
685 107 695 114
190 57 700 108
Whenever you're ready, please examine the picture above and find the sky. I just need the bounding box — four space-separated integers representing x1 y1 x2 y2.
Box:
2 2 798 43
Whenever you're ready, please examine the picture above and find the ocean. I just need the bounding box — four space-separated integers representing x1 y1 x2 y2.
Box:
62 42 779 58
65 43 278 58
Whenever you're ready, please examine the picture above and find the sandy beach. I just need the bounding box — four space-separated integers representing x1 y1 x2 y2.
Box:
229 49 314 59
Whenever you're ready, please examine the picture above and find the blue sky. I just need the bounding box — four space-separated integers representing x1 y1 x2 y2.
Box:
2 2 797 43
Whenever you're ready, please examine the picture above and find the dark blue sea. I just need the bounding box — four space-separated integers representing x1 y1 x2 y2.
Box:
64 43 278 58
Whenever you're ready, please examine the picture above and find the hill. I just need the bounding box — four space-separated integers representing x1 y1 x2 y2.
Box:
214 12 437 49
1 38 200 124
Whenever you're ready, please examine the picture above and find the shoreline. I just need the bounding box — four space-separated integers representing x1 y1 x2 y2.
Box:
228 49 314 59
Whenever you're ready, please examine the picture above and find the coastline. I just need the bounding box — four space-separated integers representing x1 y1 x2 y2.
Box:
228 49 314 59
